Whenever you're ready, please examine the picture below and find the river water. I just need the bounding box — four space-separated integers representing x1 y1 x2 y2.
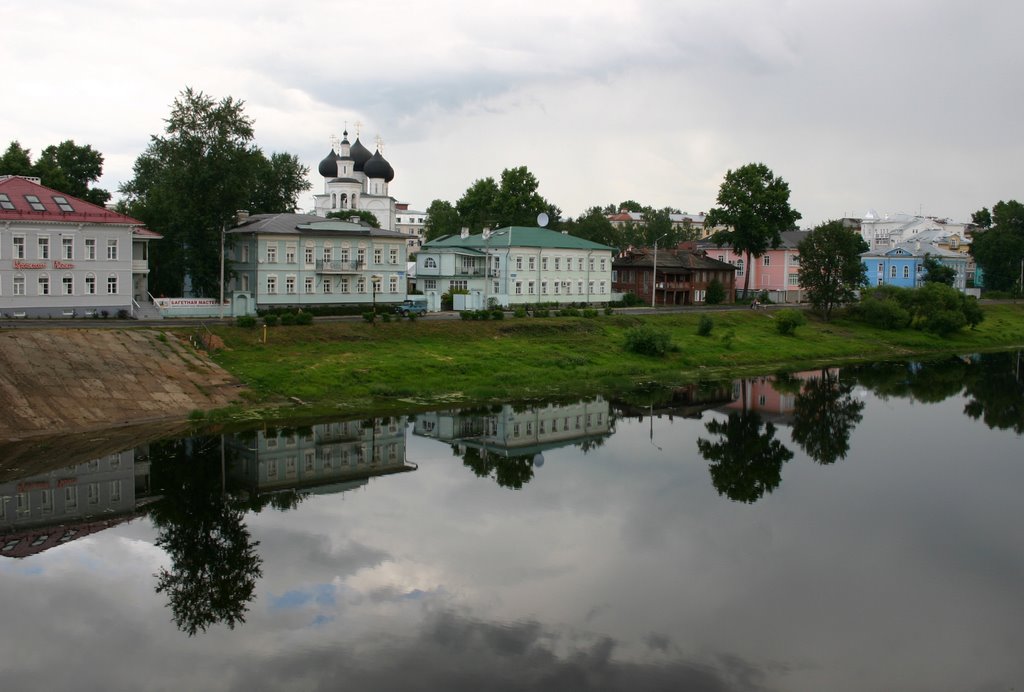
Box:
1 352 1022 691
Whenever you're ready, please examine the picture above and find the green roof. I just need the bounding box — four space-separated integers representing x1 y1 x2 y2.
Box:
424 226 614 252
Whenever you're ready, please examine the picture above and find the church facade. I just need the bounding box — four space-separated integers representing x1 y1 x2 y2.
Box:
311 131 397 231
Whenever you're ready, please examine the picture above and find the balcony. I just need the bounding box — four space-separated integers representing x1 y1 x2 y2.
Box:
132 260 150 273
317 260 365 274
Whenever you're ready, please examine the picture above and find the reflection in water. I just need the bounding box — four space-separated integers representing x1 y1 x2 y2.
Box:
962 351 1024 434
148 436 262 636
414 398 615 489
790 369 866 465
697 410 793 503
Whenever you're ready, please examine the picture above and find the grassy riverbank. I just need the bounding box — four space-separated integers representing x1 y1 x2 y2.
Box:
203 303 1024 422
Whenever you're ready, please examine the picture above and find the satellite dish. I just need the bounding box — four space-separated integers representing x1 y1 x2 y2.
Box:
537 212 549 227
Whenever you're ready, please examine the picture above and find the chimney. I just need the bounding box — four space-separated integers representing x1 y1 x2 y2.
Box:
236 209 250 223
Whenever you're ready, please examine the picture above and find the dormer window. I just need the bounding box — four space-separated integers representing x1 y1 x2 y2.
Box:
24 194 45 211
0 193 14 210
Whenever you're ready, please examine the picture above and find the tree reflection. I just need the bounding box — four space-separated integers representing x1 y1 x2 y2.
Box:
456 445 535 489
790 370 865 465
148 435 263 636
697 411 793 503
963 351 1024 434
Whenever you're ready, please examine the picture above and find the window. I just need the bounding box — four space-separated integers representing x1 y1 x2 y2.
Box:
305 246 314 264
13 275 25 295
356 278 365 293
424 279 437 290
541 281 548 294
736 259 744 277
241 243 249 263
903 266 910 279
323 245 333 262
599 280 606 294
600 259 606 271
38 237 50 259
285 246 296 264
389 276 398 293
374 248 383 265
878 262 884 272
424 257 437 268
515 281 522 295
788 273 800 286
110 481 121 503
267 275 277 294
528 257 536 271
52 195 74 212
107 239 118 260
589 280 595 294
285 276 296 294
554 257 561 270
63 237 74 260
763 255 771 266
371 276 382 293
542 257 548 270
62 274 73 295
390 248 398 264
339 248 349 263
554 281 560 295
241 274 249 291
88 483 100 505
24 194 46 211
451 279 468 291
357 248 365 265
65 487 78 510
527 281 535 294
305 277 315 293
85 274 96 294
38 275 50 295
107 275 118 294
13 236 25 259
890 266 897 278
577 280 584 294
325 278 334 293
0 193 14 210
589 258 595 271
338 278 348 293
516 256 523 270
266 245 277 263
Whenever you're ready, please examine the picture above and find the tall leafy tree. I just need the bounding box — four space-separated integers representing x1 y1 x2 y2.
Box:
423 199 461 240
119 88 310 296
453 166 559 232
455 176 501 231
970 199 1024 293
921 255 956 286
705 163 802 296
0 141 35 176
796 220 868 321
564 206 619 247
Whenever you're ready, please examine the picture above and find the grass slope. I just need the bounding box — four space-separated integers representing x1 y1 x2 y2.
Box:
205 304 1024 422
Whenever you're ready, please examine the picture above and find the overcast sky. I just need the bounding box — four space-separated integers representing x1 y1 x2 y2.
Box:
2 0 1021 227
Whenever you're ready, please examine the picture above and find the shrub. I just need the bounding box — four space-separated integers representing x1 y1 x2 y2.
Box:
582 309 598 318
381 312 392 323
620 292 644 307
264 313 279 326
697 315 714 336
855 296 911 330
279 312 297 326
559 307 581 317
514 307 527 318
117 309 130 320
490 310 504 320
534 309 550 318
624 325 673 356
604 306 614 315
295 311 313 325
459 311 473 320
406 311 418 321
236 315 257 328
775 308 807 335
705 279 725 305
362 311 376 323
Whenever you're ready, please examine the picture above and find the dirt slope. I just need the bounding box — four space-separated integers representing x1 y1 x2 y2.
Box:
0 328 243 440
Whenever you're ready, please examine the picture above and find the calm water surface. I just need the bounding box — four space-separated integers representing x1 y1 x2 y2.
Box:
1 352 1022 691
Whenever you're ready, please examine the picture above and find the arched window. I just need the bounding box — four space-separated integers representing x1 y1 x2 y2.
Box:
331 193 337 209
424 257 437 268
341 193 348 209
736 259 744 277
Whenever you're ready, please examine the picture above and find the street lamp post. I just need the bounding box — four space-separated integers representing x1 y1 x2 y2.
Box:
651 233 668 308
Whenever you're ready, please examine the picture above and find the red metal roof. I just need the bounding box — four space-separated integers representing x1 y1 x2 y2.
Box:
0 175 143 226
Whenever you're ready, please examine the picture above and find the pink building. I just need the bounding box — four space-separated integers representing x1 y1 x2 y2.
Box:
697 230 808 302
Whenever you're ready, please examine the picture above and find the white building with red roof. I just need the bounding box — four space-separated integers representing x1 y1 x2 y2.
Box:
0 175 160 318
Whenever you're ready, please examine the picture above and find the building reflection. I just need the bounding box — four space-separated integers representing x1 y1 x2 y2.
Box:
0 446 155 558
225 416 416 503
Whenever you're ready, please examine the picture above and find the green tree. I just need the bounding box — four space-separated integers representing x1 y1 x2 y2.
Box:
0 141 35 176
971 200 1024 293
120 88 310 297
797 220 869 320
565 206 618 247
453 166 559 232
921 255 956 286
424 199 461 240
971 207 992 228
455 176 501 231
33 140 111 205
326 209 380 228
705 163 802 297
790 370 865 465
457 445 535 490
697 410 793 503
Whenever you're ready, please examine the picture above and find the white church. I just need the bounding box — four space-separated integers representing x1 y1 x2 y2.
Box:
311 129 397 230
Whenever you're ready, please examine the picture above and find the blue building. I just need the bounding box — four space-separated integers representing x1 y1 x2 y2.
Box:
861 240 968 291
